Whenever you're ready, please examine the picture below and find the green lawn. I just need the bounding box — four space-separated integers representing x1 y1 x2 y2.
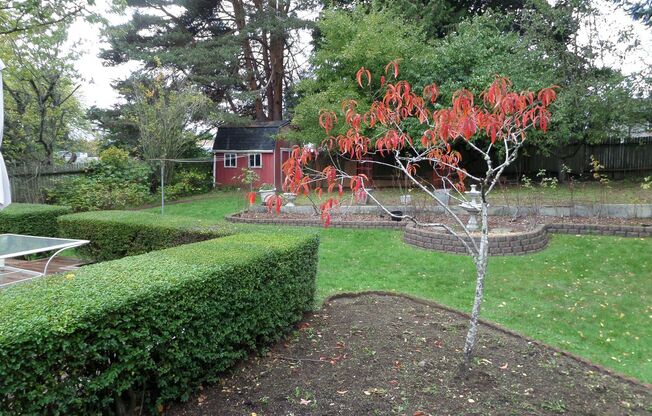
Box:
147 192 652 383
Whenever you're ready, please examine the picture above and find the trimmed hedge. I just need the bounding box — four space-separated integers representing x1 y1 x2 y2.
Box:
0 232 319 414
58 210 236 261
0 203 72 237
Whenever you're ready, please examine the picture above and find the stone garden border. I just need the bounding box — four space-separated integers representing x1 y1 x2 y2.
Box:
403 224 549 256
404 223 652 255
227 212 651 255
227 212 405 229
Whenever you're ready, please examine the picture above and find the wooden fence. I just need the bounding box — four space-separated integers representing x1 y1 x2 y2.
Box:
504 136 652 178
7 162 94 203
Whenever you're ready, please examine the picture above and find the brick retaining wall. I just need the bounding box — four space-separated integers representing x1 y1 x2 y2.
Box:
547 223 652 238
227 213 405 229
403 224 549 256
404 223 652 255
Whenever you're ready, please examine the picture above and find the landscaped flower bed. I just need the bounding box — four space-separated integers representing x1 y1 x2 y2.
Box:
168 293 652 415
230 209 652 231
230 210 652 255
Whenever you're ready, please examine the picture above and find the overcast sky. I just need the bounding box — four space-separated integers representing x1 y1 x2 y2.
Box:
65 0 651 109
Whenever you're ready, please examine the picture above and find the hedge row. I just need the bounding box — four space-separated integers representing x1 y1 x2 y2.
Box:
0 203 72 237
58 210 236 261
0 232 319 415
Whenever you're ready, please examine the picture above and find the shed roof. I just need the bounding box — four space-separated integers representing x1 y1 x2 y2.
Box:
213 120 290 152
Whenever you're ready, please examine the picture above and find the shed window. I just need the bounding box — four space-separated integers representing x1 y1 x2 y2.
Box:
249 153 262 168
224 153 237 168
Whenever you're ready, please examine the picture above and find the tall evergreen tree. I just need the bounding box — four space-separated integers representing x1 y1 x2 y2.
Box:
102 0 315 121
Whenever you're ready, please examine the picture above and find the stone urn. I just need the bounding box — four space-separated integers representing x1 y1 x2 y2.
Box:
355 188 373 205
283 192 297 207
459 184 481 231
399 194 412 205
433 189 450 206
258 188 276 205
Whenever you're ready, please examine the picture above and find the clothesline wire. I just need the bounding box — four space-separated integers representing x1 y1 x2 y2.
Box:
148 154 253 163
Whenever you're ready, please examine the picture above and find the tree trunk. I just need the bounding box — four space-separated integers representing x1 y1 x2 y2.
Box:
268 0 285 120
232 0 266 121
462 201 489 364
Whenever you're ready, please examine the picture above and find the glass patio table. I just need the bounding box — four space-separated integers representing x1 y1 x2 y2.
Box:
0 234 89 288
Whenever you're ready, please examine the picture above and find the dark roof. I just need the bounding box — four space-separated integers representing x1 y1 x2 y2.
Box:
213 120 290 151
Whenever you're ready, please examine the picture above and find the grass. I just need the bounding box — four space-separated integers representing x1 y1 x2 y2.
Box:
147 191 652 383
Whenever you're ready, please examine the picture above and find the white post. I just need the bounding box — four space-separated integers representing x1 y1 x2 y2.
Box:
160 162 165 215
212 153 217 188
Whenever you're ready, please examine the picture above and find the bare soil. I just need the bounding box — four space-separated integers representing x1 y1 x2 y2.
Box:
238 210 652 232
168 293 652 416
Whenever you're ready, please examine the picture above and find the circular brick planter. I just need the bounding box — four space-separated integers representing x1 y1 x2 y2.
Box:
403 223 651 255
403 224 549 256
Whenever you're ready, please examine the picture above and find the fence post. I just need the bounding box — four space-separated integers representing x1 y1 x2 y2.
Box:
161 163 165 215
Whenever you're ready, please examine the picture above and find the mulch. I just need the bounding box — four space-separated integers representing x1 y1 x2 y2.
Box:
167 293 652 416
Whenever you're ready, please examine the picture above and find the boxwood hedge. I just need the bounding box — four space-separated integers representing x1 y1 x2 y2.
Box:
0 232 319 415
0 203 72 237
58 210 236 261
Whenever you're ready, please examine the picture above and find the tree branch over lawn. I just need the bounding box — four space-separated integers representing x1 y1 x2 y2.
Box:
278 62 558 365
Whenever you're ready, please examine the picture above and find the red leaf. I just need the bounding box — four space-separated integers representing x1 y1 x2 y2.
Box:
356 67 371 87
246 192 256 205
266 194 275 213
385 60 400 78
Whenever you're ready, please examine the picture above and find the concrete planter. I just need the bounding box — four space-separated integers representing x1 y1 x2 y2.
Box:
258 188 276 205
355 189 374 205
433 189 450 206
399 194 412 205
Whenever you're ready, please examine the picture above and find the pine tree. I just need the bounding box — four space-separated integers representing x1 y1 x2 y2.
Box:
102 0 315 121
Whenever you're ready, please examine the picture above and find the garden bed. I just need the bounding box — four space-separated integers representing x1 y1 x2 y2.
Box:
168 293 651 415
231 210 652 232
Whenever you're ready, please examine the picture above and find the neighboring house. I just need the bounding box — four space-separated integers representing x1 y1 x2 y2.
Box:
199 138 215 153
212 120 292 188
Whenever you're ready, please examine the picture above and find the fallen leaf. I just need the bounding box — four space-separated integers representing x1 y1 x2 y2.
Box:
336 390 348 395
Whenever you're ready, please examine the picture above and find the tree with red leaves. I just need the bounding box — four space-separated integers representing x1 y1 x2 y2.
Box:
281 61 558 364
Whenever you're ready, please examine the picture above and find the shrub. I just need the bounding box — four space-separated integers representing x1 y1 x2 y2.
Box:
0 203 72 236
50 179 151 212
0 232 319 415
58 210 236 261
166 170 213 200
46 158 152 212
99 146 130 167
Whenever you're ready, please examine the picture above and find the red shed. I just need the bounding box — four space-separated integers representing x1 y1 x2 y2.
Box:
212 120 293 189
